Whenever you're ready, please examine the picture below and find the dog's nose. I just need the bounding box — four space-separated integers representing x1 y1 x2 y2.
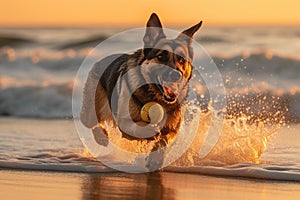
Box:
162 69 182 82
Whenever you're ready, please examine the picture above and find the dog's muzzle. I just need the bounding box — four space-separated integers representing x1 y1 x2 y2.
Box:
162 69 183 83
157 69 183 104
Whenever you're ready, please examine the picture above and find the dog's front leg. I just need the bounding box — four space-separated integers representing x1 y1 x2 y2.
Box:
145 132 176 171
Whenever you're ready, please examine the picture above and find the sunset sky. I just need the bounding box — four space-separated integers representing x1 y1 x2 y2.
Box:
1 0 300 26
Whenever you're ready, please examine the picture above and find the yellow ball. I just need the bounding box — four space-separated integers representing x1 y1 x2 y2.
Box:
140 102 165 124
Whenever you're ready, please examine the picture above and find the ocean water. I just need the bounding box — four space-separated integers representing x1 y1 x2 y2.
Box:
0 26 299 181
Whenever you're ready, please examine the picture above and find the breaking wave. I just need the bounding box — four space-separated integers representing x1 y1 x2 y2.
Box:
0 50 299 120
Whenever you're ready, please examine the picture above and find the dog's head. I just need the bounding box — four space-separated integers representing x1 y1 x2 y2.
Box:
133 13 202 111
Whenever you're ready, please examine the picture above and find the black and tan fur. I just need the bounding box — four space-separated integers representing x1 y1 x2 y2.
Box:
80 13 202 154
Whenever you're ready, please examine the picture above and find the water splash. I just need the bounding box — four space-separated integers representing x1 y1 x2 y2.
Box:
174 113 279 166
173 93 287 167
88 103 283 168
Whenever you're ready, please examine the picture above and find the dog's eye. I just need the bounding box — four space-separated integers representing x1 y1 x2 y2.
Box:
156 51 169 62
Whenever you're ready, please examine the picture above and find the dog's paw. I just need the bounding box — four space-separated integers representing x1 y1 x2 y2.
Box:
145 149 165 171
92 126 109 146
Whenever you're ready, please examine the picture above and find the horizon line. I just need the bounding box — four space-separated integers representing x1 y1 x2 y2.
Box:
1 21 300 28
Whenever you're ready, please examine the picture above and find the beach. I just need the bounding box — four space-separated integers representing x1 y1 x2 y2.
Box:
0 25 300 199
0 117 299 199
1 169 299 200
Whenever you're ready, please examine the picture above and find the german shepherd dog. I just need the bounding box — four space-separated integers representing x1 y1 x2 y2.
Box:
80 13 202 168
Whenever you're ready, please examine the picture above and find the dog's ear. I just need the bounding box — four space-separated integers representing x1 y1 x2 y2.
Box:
177 21 203 43
143 13 166 48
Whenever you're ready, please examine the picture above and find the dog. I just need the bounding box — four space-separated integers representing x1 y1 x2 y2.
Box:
80 13 202 168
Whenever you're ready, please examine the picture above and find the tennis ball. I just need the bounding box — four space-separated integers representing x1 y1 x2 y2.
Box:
140 102 165 124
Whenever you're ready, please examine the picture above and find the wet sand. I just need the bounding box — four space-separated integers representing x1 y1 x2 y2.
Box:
1 169 299 200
